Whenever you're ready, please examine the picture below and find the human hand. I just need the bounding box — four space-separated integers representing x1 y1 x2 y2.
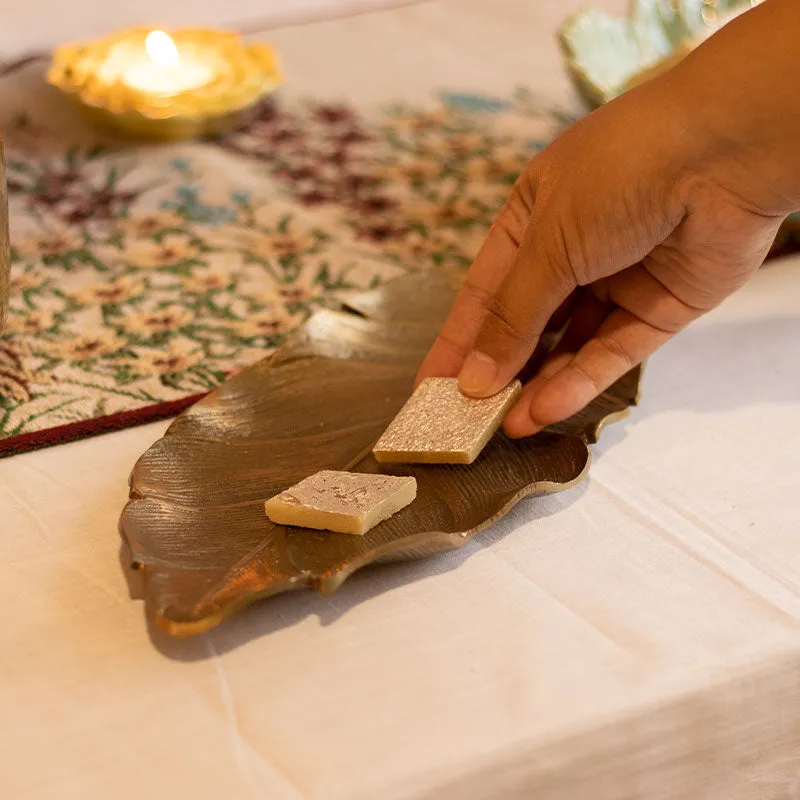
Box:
416 1 799 438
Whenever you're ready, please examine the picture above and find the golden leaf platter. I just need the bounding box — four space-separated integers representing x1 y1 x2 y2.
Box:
120 268 643 637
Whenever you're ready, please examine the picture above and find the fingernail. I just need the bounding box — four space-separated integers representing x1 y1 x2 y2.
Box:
458 351 498 396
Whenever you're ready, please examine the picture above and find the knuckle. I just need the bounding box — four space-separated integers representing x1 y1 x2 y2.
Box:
569 359 603 396
596 334 636 370
534 212 584 287
461 278 493 308
491 191 532 250
435 330 471 361
555 226 589 286
481 298 530 350
493 211 524 250
562 336 638 400
578 334 635 388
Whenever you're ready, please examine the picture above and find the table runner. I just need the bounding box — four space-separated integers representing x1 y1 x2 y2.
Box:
0 72 565 457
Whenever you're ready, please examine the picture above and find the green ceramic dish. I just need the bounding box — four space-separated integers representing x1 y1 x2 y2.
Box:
559 0 759 107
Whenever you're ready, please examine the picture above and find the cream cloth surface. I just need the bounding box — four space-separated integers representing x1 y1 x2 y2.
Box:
0 0 422 54
4 1 800 799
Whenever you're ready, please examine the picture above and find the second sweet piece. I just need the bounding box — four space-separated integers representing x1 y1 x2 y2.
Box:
373 377 522 465
265 470 417 535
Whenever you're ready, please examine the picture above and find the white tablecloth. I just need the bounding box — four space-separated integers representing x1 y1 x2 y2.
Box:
0 0 420 54
4 1 800 798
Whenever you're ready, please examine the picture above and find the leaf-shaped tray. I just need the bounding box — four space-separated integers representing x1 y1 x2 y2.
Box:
120 269 642 636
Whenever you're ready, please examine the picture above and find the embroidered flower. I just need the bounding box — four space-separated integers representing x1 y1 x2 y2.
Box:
387 108 451 133
352 195 397 215
277 279 320 304
382 231 453 260
404 197 477 226
381 157 442 183
73 275 145 305
465 151 525 180
8 267 46 293
115 212 184 237
17 229 82 258
4 309 57 335
182 266 232 293
332 128 371 147
120 305 195 335
340 172 380 194
131 339 205 376
435 131 485 156
126 234 199 268
356 221 408 243
232 309 300 339
251 231 317 259
205 222 316 260
45 330 124 361
242 285 282 309
314 104 357 125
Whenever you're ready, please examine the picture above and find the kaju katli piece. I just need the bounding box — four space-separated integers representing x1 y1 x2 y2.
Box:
264 470 417 535
373 377 522 465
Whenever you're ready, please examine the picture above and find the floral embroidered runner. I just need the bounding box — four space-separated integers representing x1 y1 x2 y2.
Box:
0 89 568 456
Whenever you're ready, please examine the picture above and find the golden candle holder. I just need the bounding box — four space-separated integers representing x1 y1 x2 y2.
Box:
48 28 282 141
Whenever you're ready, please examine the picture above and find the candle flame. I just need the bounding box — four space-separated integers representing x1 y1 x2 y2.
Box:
145 30 180 68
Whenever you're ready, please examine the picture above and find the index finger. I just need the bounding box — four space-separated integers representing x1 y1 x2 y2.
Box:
415 189 531 385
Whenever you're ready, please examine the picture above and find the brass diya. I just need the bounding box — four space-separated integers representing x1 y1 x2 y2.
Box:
48 28 282 141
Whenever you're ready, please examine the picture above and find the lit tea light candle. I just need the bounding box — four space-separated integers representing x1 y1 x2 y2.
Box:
95 30 215 97
49 27 283 140
122 30 214 95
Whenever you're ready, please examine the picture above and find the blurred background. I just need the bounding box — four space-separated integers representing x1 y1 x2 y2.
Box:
0 0 629 54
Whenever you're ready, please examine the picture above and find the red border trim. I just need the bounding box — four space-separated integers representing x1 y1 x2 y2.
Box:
0 393 208 458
